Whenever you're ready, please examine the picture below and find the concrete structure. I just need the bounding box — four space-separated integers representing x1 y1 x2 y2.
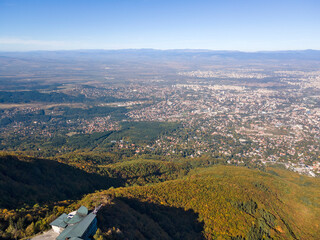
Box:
31 229 59 240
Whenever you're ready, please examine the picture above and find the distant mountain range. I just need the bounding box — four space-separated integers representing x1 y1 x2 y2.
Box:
1 49 320 61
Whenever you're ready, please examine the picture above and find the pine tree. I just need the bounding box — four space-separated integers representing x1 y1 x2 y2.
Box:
93 228 105 240
25 222 35 236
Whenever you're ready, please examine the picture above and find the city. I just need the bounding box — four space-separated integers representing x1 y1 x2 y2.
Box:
1 66 319 177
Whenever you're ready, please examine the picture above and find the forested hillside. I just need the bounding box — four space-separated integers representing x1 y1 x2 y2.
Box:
0 154 319 240
78 166 320 240
0 154 121 209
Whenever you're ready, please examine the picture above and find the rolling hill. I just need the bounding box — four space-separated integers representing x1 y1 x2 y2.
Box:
0 154 122 209
78 165 320 240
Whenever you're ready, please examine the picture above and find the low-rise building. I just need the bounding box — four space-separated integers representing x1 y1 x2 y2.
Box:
50 206 98 240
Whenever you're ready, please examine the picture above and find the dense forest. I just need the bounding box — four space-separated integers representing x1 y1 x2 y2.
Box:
0 154 121 209
0 152 319 240
80 166 320 240
0 91 86 103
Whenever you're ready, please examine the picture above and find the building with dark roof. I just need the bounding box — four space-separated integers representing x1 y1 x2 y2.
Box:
50 206 98 240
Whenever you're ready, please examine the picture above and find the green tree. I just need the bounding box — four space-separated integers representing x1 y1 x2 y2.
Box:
25 222 35 236
93 228 105 240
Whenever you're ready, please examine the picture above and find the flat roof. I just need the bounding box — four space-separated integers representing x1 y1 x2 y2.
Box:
56 212 96 239
49 213 68 228
68 212 97 237
56 225 74 240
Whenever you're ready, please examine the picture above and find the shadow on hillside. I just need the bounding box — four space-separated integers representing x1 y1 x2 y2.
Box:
0 155 124 209
97 197 205 240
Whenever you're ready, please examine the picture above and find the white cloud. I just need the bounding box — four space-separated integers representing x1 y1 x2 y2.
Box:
0 37 66 46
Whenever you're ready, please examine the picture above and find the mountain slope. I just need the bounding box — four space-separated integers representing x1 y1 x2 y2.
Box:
80 166 320 240
0 154 122 209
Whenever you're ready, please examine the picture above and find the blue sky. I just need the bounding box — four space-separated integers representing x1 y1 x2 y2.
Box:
0 0 319 51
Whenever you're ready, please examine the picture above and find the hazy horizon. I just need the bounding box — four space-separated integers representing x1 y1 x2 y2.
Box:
1 48 320 53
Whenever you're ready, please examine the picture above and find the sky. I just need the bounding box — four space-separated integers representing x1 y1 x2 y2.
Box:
0 0 320 51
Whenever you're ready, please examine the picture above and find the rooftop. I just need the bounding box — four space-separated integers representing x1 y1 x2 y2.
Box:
50 206 97 240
